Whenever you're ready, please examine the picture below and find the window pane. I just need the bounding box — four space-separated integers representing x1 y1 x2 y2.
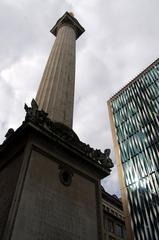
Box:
108 219 114 233
115 223 123 237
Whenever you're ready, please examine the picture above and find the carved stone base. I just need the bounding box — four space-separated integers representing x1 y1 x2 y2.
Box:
0 101 113 240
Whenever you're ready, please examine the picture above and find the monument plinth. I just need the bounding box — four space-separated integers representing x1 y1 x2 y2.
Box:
0 100 113 240
0 12 113 240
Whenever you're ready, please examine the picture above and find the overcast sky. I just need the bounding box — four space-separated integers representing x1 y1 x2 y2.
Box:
0 0 159 196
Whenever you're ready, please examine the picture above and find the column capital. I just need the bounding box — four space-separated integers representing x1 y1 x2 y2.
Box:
50 12 85 39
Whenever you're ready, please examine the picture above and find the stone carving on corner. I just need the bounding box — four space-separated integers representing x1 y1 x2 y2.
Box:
98 149 114 168
2 128 15 145
23 99 114 171
5 128 15 139
24 99 48 125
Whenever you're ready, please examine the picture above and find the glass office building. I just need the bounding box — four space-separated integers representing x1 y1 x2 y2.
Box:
108 59 159 240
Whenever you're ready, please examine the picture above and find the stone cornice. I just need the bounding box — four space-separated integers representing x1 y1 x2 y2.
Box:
1 99 114 175
50 11 85 39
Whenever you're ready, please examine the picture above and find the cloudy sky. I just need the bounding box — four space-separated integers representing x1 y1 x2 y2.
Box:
0 0 159 196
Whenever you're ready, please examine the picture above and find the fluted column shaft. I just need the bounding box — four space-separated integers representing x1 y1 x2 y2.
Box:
36 24 76 128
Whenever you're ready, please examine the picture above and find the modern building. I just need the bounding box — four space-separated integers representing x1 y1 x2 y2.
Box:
102 187 127 240
107 59 159 240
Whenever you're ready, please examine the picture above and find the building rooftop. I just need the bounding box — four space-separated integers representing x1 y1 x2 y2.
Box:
108 58 159 102
101 186 123 210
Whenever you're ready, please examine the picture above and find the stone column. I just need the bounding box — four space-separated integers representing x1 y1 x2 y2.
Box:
36 12 84 128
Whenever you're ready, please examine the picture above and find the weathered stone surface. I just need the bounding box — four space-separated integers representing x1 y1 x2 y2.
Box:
11 151 98 240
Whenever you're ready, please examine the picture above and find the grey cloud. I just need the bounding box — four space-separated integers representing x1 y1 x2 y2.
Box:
0 75 15 142
0 0 159 196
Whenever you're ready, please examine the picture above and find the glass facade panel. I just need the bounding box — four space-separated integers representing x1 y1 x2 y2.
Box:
110 60 159 240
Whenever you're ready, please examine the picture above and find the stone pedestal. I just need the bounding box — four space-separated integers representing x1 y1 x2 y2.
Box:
0 101 113 240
